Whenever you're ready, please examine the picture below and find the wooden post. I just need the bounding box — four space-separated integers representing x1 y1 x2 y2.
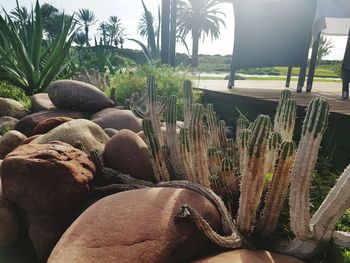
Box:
285 66 293 87
161 0 170 64
306 32 321 92
169 0 177 67
342 29 350 99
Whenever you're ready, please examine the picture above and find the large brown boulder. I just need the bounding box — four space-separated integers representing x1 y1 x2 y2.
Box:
0 97 28 119
192 249 305 263
48 187 221 263
31 93 55 112
48 80 114 113
104 129 154 182
91 108 142 133
0 197 20 248
15 109 84 136
31 119 109 154
1 142 95 215
0 130 27 158
0 116 18 135
32 116 74 135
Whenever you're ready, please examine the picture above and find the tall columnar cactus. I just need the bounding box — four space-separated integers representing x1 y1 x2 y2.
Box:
274 99 297 141
130 75 167 145
289 98 329 241
206 104 221 148
237 115 271 235
179 128 193 181
264 132 283 175
259 141 296 237
220 158 238 194
236 116 250 150
189 104 211 187
238 129 251 174
142 118 170 182
166 95 187 180
183 80 194 128
218 120 228 149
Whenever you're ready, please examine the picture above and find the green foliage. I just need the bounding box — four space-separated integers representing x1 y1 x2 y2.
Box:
0 0 76 96
0 82 31 109
110 65 201 119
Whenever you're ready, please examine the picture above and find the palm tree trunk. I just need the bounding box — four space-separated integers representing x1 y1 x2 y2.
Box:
191 30 199 67
161 0 170 64
169 0 177 67
85 24 89 47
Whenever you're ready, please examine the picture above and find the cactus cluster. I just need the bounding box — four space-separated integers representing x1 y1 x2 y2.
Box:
135 76 350 260
73 67 110 91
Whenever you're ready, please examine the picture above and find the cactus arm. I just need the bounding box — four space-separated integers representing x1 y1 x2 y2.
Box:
166 95 188 180
183 80 194 128
218 120 227 149
264 132 282 175
238 129 251 174
236 115 271 235
289 98 329 241
189 104 211 187
142 118 170 182
206 104 221 148
310 164 350 241
274 99 296 141
259 141 296 237
332 231 350 248
179 128 193 181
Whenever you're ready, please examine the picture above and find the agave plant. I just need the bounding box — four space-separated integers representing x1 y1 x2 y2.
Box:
0 0 76 96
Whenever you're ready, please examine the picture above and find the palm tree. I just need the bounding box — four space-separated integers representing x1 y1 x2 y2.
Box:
74 32 88 47
10 5 29 22
107 16 125 48
98 22 108 45
77 9 97 46
177 0 225 67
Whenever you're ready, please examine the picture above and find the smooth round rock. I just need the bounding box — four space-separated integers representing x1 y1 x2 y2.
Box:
15 110 84 136
103 128 118 137
48 80 114 113
104 129 154 181
32 117 74 135
192 250 305 263
31 93 55 112
0 197 20 248
0 130 27 159
48 188 221 263
31 119 109 154
91 109 142 133
0 116 18 135
0 97 28 119
1 142 95 215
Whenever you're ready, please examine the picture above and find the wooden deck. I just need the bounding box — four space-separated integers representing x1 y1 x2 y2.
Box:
197 79 350 116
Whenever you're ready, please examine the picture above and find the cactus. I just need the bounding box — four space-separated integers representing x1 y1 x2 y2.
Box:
142 118 170 182
179 128 193 181
289 98 329 241
183 80 194 128
218 120 228 149
237 115 271 235
238 129 251 174
206 103 221 148
274 99 296 141
236 116 250 152
259 141 296 237
264 132 282 175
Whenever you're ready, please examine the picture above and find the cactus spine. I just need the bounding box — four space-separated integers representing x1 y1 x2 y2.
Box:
206 104 221 148
237 115 271 234
274 99 296 141
183 80 194 128
264 132 283 175
289 98 329 240
259 141 296 237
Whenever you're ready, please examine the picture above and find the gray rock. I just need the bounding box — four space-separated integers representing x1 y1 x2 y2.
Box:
103 128 118 138
0 117 18 135
0 130 27 158
48 80 114 113
31 119 109 154
0 98 28 119
31 93 55 112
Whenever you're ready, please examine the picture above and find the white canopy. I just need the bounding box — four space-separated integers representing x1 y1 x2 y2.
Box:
313 0 350 39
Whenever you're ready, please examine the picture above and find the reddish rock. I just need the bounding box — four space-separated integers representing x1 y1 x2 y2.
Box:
104 129 154 182
31 93 55 112
0 130 27 158
1 142 95 215
48 188 221 263
192 249 305 263
20 134 42 145
32 117 74 135
15 110 84 136
91 108 142 133
0 197 20 248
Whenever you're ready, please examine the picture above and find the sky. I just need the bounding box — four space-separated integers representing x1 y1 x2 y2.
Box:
0 0 348 60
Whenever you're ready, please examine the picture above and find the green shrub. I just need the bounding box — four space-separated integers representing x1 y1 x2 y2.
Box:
0 82 31 109
109 65 201 120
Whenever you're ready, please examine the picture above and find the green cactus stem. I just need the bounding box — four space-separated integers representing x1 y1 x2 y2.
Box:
274 99 296 141
264 132 283 175
237 115 271 235
236 116 250 150
142 118 170 182
289 98 329 241
238 129 251 174
179 128 193 181
310 163 350 241
206 103 221 148
218 120 227 149
189 104 211 187
166 95 188 180
183 80 194 128
259 141 296 237
220 158 238 195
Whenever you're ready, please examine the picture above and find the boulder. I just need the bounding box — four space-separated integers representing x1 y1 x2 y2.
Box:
0 197 20 248
48 80 114 113
91 108 142 133
21 134 42 145
31 119 109 154
0 97 28 119
0 160 2 196
192 249 305 263
31 93 55 112
1 142 95 215
48 187 221 263
104 129 154 182
0 116 18 135
32 117 74 135
103 128 118 137
15 109 84 136
0 130 27 158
